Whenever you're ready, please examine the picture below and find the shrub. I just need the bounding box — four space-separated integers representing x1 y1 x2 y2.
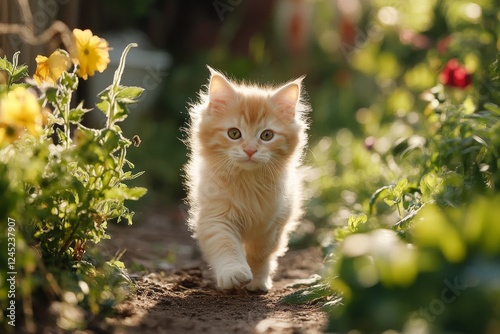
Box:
285 2 500 333
0 34 146 331
290 68 500 334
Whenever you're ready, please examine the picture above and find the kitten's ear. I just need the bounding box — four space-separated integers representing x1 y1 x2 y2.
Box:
271 77 303 120
207 66 235 113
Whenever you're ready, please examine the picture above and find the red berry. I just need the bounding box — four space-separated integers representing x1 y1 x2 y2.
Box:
440 59 472 88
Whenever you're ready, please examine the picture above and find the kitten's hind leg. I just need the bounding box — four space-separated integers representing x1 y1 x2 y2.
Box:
197 221 253 290
245 227 290 292
245 252 277 292
244 237 285 292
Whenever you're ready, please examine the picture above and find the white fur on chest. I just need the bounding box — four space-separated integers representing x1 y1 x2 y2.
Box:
195 165 292 234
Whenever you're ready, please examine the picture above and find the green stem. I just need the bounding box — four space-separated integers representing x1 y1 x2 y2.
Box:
106 43 138 129
118 146 126 171
64 99 71 149
53 79 72 148
58 219 80 259
106 94 116 129
113 43 137 86
396 200 403 218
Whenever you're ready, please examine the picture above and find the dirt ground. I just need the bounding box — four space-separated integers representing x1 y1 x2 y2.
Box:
96 207 329 334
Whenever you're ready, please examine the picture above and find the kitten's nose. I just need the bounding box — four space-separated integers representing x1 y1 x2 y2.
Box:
244 149 257 158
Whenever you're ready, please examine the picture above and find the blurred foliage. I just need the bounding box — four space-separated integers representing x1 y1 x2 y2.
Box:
0 44 145 332
276 0 500 333
74 0 500 330
324 197 500 333
304 0 500 232
129 0 499 206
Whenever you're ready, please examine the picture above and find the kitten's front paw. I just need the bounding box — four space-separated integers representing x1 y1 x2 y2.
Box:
216 264 253 290
245 277 272 292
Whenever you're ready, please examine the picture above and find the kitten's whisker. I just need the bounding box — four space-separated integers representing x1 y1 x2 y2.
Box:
263 158 284 195
263 167 278 195
202 155 235 191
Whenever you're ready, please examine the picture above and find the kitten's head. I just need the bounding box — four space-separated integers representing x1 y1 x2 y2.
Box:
191 67 309 171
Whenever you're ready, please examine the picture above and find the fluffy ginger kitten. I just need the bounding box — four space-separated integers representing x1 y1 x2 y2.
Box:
184 67 310 292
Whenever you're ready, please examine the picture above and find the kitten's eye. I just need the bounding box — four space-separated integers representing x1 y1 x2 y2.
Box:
227 128 241 140
260 130 274 141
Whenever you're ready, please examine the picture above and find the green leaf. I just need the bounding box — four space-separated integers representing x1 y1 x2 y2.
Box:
348 214 367 231
471 135 488 147
347 215 356 230
126 187 147 200
394 178 408 197
461 146 481 155
280 284 334 305
69 102 92 124
9 82 30 90
120 170 145 181
78 124 102 139
60 71 78 91
321 296 343 313
45 87 59 103
384 198 397 207
392 204 425 231
0 55 10 72
420 173 443 202
462 97 476 115
11 64 28 82
484 102 500 115
112 102 130 123
107 259 125 270
96 99 110 115
124 159 135 169
56 127 67 144
369 185 392 214
285 274 323 288
115 86 144 103
117 132 132 147
105 186 147 201
101 129 121 153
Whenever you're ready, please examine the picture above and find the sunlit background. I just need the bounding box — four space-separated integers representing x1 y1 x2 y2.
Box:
2 0 497 222
2 1 500 332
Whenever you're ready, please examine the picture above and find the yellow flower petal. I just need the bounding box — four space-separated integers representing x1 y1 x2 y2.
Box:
34 51 70 85
47 51 71 81
34 55 50 85
71 29 110 80
0 87 43 141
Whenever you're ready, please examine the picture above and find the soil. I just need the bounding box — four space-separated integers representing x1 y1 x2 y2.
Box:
96 206 329 334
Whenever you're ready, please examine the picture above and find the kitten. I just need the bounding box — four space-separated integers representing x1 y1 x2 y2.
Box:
184 67 310 292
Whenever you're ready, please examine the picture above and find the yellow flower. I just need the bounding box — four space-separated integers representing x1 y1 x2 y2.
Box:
0 87 42 144
71 29 110 80
33 50 71 85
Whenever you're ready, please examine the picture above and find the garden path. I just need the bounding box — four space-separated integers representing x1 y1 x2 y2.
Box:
97 207 328 334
